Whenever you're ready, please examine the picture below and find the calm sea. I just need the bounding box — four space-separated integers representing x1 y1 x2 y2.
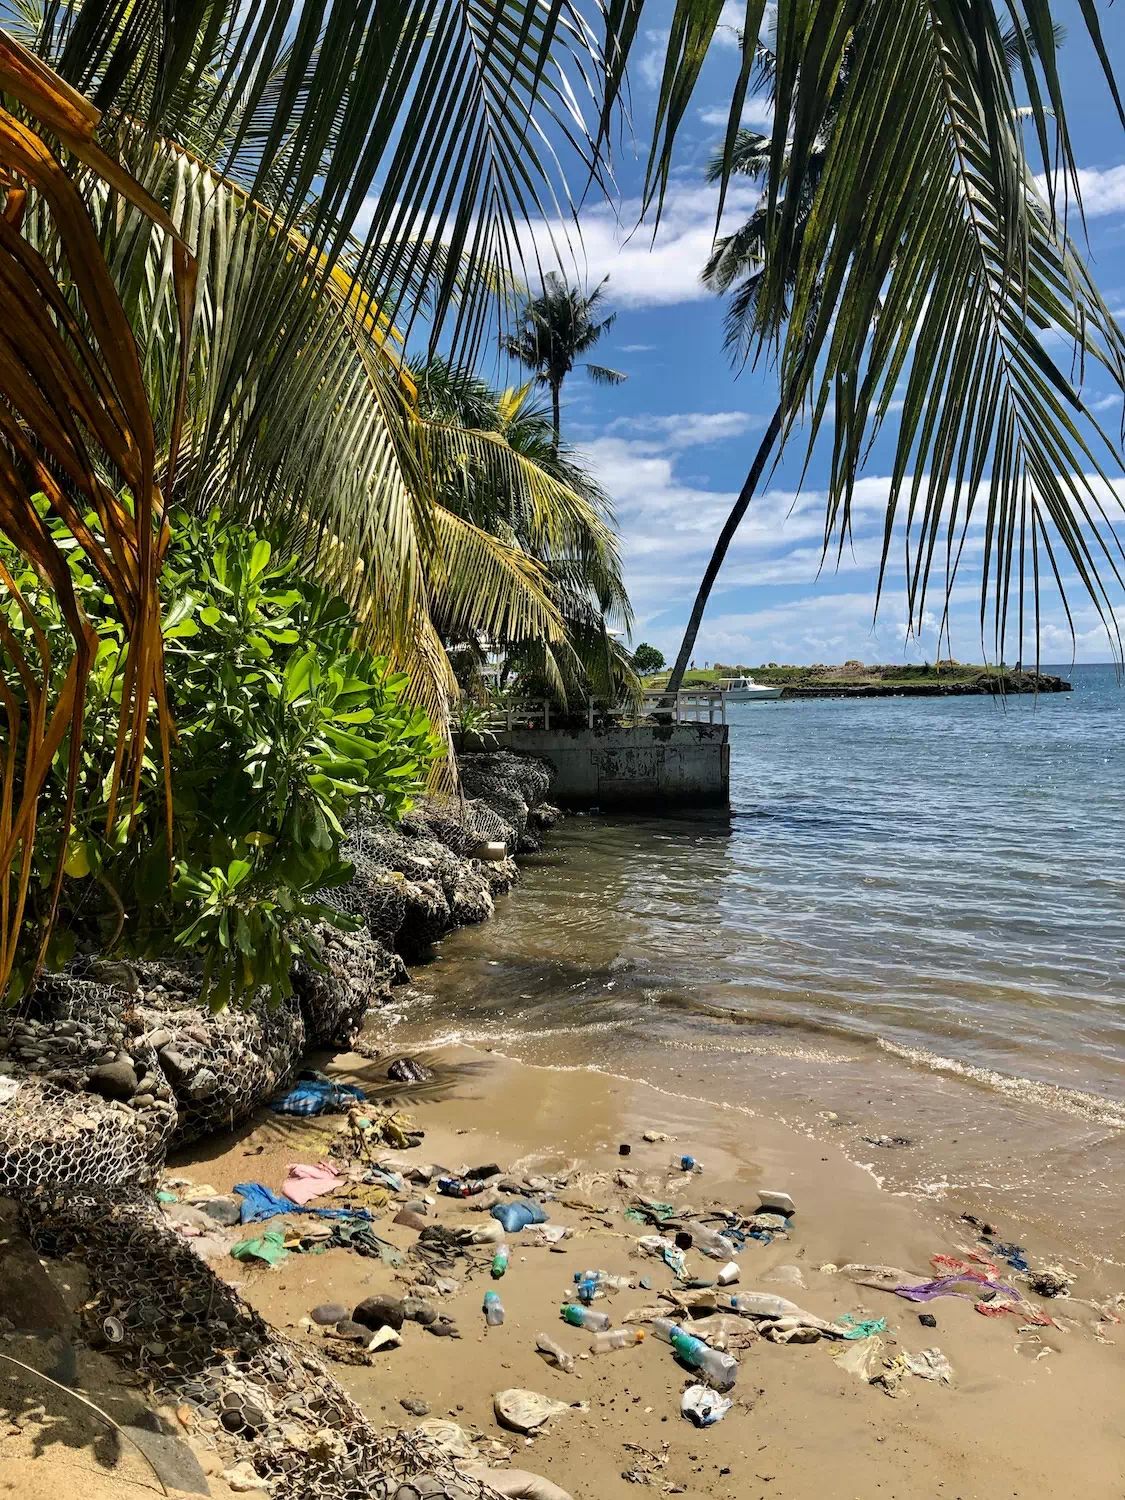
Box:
392 665 1125 1272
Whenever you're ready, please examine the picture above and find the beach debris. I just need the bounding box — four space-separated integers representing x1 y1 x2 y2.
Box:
492 1243 511 1278
281 1162 341 1205
370 1325 403 1351
484 1291 505 1326
625 1197 678 1227
1028 1268 1071 1298
492 1198 549 1233
529 1224 572 1247
535 1333 576 1373
672 1155 702 1174
902 1348 953 1383
653 1321 738 1389
352 1295 406 1332
745 1213 790 1233
619 1143 632 1156
637 1235 687 1279
994 1241 1030 1272
680 1384 732 1428
230 1229 288 1266
716 1262 740 1286
863 1134 912 1149
310 1302 349 1325
467 1220 505 1245
561 1303 610 1333
919 1313 937 1328
463 1464 574 1500
387 1057 433 1084
394 1208 429 1231
416 1418 475 1459
424 1315 461 1338
437 1175 489 1198
835 1335 885 1382
642 1130 671 1143
686 1314 759 1352
222 1459 270 1492
402 1297 439 1326
762 1321 822 1344
269 1074 365 1117
621 1442 674 1489
763 1264 806 1288
757 1190 797 1216
839 1314 888 1340
400 1398 430 1417
892 1274 1020 1304
493 1388 574 1434
960 1212 998 1236
591 1328 646 1354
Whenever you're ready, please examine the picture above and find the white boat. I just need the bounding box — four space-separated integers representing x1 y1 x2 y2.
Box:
719 675 784 702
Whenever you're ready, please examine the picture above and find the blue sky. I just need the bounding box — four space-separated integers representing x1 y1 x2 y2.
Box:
499 3 1125 669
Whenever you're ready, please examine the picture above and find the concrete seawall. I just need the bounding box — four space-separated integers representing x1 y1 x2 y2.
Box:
492 723 729 809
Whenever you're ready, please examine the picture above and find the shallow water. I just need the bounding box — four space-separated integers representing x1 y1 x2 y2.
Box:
390 665 1125 1273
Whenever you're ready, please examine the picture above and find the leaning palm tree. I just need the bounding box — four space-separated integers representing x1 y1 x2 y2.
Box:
502 273 626 449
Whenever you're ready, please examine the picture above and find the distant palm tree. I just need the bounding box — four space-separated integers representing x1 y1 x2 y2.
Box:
503 274 627 449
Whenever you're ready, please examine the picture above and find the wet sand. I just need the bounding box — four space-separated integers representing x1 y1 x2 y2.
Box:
177 1039 1125 1499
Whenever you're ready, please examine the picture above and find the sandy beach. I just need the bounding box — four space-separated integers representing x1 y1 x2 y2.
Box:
170 1037 1125 1499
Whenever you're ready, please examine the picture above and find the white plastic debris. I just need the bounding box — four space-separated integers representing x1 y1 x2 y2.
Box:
462 1466 573 1500
903 1348 953 1383
835 1335 885 1382
642 1130 671 1143
493 1389 574 1434
680 1384 732 1427
763 1264 807 1288
716 1262 740 1286
757 1190 796 1216
416 1419 475 1459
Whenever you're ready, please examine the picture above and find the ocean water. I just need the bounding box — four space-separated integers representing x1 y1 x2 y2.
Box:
391 665 1125 1273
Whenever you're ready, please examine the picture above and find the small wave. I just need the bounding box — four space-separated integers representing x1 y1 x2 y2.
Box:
876 1038 1125 1129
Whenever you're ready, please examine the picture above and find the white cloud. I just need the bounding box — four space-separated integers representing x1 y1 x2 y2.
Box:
605 410 762 449
524 178 762 308
699 97 774 130
1034 164 1125 218
620 343 656 353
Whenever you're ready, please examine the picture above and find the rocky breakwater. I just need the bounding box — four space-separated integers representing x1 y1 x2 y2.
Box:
0 751 557 1190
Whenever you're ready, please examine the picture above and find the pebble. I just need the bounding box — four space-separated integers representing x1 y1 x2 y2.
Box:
86 1059 139 1100
399 1397 430 1417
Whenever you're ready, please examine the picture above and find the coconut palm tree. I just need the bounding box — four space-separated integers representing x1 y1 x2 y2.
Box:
502 274 626 449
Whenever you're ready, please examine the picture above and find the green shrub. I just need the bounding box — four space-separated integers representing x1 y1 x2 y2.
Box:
1 505 441 1004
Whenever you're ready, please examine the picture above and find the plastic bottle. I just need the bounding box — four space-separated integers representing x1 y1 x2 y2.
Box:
651 1317 681 1345
687 1223 735 1260
438 1176 486 1198
535 1333 576 1373
483 1291 505 1326
576 1276 602 1304
560 1303 610 1332
491 1243 510 1279
590 1328 646 1354
669 1329 737 1391
673 1154 702 1174
727 1292 800 1319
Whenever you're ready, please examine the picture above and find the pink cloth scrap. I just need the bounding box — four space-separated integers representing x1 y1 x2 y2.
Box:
282 1162 341 1206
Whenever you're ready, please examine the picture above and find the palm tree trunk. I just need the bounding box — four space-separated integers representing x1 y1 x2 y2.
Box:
664 401 785 701
550 379 561 454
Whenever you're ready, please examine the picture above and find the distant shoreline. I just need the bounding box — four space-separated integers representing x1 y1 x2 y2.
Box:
647 663 1073 698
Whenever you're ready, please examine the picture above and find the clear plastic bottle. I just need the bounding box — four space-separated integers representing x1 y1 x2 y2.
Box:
535 1332 576 1373
560 1303 610 1332
590 1328 646 1354
727 1292 800 1318
483 1291 505 1326
651 1317 681 1344
669 1329 737 1391
687 1223 735 1260
491 1243 510 1279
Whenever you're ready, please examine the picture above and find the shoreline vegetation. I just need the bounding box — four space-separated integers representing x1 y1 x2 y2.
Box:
646 661 1072 698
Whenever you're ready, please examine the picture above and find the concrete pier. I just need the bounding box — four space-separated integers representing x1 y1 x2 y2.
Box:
492 723 729 809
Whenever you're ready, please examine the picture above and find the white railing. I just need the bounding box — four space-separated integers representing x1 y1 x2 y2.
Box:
478 692 728 730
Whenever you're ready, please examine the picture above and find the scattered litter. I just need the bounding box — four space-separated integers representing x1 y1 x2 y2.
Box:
680 1384 732 1427
493 1388 575 1434
387 1056 433 1083
1028 1269 1071 1298
234 1181 372 1226
839 1314 888 1340
757 1190 796 1216
230 1229 288 1267
994 1241 1029 1272
626 1198 678 1227
863 1134 912 1148
902 1347 953 1383
463 1464 574 1500
763 1265 806 1289
621 1441 674 1489
932 1251 997 1280
893 1274 1019 1304
223 1459 269 1492
673 1155 702 1174
493 1198 549 1233
530 1224 572 1246
835 1335 884 1381
416 1418 474 1459
642 1130 671 1143
270 1074 365 1116
716 1262 740 1286
438 1175 489 1198
282 1162 341 1205
535 1333 576 1373
919 1313 937 1328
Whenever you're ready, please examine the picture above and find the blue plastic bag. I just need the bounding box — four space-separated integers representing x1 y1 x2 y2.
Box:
490 1198 548 1233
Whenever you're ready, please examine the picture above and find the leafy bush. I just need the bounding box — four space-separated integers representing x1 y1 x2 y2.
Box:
1 505 441 1003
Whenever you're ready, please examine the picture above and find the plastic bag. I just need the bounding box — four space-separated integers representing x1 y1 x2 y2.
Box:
680 1384 732 1427
493 1389 573 1434
835 1335 884 1382
462 1465 573 1500
492 1199 549 1233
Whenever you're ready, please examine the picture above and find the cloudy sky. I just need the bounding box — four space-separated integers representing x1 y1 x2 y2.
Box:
500 2 1125 669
